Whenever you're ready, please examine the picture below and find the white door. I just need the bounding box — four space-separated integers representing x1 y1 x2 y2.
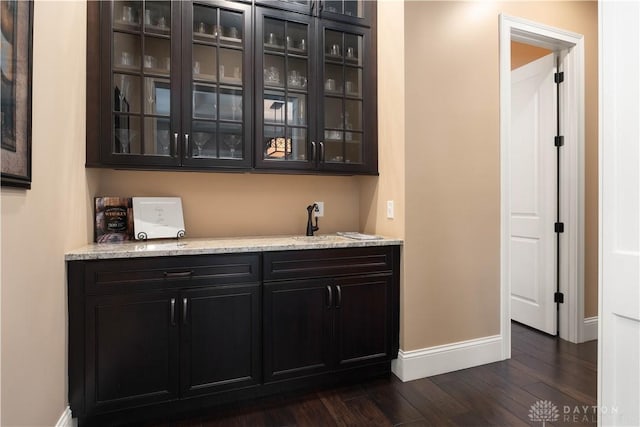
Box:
599 1 640 425
509 53 557 335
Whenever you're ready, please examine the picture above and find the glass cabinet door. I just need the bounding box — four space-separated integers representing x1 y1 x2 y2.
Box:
254 0 312 16
183 1 251 167
321 27 367 169
111 0 177 164
255 9 315 170
320 0 371 26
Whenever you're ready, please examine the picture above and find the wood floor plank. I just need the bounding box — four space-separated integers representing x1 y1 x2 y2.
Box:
319 391 392 427
365 380 425 425
509 357 597 404
436 378 530 427
389 380 460 426
289 397 340 427
393 420 432 427
455 364 545 423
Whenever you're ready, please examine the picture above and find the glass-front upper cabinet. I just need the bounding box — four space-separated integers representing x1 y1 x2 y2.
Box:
255 0 313 16
255 1 372 27
182 1 252 168
319 21 375 173
319 0 373 27
109 0 179 166
255 8 316 171
98 0 251 169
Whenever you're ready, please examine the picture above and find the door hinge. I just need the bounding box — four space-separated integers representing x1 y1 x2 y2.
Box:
554 136 565 147
555 222 565 233
554 292 565 304
554 72 565 83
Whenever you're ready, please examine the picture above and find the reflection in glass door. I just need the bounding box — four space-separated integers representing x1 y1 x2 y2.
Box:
189 4 244 160
112 0 172 156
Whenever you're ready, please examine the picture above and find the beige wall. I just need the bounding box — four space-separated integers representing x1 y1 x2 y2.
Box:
511 41 553 70
359 0 405 240
1 1 97 425
97 170 361 236
402 1 598 350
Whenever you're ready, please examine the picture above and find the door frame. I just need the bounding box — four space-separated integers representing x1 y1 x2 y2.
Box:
499 14 586 358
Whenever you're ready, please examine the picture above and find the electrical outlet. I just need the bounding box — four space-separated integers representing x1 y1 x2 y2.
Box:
314 201 324 217
386 200 394 219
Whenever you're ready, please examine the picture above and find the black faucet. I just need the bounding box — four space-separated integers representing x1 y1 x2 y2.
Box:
306 204 320 236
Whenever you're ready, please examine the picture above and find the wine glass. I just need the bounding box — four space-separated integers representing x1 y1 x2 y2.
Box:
192 132 209 156
145 78 156 113
224 134 240 158
231 96 242 121
116 128 135 154
117 75 130 112
157 130 170 155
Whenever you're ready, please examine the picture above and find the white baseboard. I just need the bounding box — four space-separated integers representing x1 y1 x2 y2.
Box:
56 406 75 427
582 316 598 342
391 334 504 382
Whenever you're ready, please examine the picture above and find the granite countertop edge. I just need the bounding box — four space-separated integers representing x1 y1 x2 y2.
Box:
65 235 404 261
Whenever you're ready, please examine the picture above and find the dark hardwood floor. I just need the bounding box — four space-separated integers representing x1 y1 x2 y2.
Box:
149 322 597 427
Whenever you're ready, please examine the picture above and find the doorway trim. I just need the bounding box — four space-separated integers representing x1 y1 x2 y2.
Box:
499 14 586 358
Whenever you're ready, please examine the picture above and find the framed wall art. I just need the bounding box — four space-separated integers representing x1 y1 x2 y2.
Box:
1 0 33 188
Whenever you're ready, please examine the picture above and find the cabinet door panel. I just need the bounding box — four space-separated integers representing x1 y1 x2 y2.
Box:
318 20 376 173
181 284 261 397
255 0 313 16
102 0 181 166
181 1 252 168
263 279 332 381
319 0 373 27
255 8 317 170
334 276 392 367
85 291 179 414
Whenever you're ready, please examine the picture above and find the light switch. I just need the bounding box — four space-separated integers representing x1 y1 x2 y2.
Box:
386 200 394 219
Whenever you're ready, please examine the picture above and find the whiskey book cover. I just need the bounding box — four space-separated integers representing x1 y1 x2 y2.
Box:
94 197 134 243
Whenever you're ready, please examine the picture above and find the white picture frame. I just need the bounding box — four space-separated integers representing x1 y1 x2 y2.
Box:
132 197 185 240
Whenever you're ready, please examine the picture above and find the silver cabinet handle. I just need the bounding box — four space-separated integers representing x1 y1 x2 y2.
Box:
311 141 317 161
319 141 325 162
170 298 176 326
173 133 178 156
164 270 193 279
184 134 190 158
182 297 188 325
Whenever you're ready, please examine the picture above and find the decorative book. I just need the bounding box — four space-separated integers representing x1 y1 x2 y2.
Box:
94 197 134 243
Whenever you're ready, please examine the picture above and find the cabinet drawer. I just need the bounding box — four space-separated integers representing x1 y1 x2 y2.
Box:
83 254 260 294
263 247 394 281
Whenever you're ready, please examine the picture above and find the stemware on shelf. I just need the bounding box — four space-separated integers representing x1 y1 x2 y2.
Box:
192 132 210 156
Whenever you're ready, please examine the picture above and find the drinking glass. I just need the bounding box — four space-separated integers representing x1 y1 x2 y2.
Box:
158 130 170 154
222 135 240 158
122 5 133 23
145 79 156 113
192 132 209 156
118 75 130 110
116 129 134 153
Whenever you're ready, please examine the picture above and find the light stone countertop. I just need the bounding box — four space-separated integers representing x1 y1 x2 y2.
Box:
65 234 403 261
